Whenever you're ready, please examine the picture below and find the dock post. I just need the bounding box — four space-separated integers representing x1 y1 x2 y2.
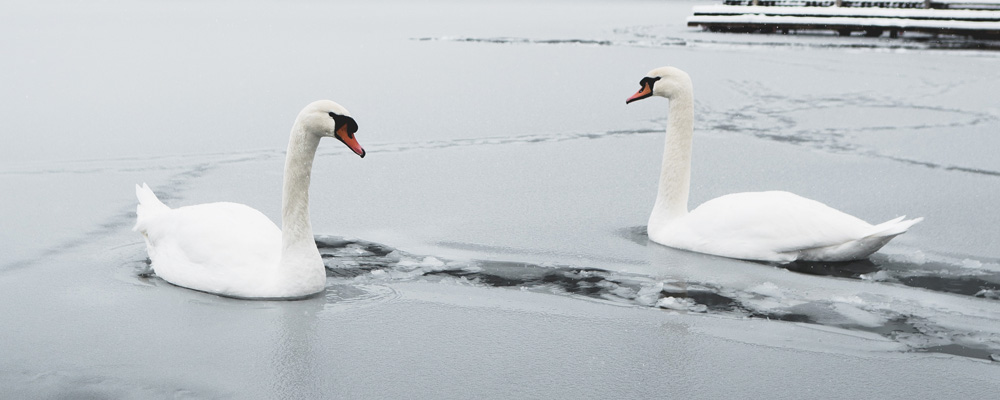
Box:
835 0 843 6
923 0 931 8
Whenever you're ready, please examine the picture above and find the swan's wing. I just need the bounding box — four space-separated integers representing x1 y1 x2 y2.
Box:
138 202 282 290
670 191 875 260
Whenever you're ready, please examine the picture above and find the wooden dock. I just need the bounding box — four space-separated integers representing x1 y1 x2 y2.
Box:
687 1 1000 38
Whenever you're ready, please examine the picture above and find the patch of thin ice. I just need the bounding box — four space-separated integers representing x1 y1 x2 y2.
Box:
831 303 887 328
888 250 927 265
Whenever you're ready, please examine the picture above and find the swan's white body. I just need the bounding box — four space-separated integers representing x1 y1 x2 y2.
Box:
134 100 365 299
628 66 921 263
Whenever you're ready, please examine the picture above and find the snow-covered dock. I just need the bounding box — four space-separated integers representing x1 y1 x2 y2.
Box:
688 1 1000 38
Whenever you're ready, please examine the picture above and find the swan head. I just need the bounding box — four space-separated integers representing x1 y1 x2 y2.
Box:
298 99 365 158
626 66 692 104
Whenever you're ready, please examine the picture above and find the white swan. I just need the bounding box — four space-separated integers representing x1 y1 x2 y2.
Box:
626 66 922 263
133 100 366 299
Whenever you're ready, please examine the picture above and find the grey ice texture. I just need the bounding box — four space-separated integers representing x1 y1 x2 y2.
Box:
1 0 999 399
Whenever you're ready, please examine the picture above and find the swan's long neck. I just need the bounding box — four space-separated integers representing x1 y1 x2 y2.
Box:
280 123 321 261
651 89 694 225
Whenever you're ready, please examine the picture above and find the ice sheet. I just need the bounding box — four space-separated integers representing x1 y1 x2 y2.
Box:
1 0 998 398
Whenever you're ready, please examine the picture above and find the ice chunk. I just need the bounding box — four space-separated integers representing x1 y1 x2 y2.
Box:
635 282 665 306
860 270 890 281
422 257 446 268
656 296 692 311
748 282 785 298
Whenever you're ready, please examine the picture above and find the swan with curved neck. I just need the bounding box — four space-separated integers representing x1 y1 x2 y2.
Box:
134 100 365 299
627 66 921 263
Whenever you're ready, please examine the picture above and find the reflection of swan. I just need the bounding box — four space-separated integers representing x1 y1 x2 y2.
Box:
626 66 921 263
133 100 366 299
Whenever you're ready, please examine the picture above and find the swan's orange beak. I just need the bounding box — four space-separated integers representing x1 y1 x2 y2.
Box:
335 124 366 158
626 82 653 104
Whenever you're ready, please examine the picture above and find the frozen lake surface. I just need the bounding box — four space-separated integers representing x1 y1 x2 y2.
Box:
2 0 999 398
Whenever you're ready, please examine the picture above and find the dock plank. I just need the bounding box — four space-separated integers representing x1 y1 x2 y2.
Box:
689 4 1000 37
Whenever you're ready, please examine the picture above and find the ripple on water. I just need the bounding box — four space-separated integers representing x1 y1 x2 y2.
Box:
131 234 1000 361
323 283 399 311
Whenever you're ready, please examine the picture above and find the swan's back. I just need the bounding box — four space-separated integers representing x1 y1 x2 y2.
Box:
653 191 921 262
134 187 283 296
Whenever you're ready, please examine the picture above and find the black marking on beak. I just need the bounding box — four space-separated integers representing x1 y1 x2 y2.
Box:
328 112 359 139
626 76 661 104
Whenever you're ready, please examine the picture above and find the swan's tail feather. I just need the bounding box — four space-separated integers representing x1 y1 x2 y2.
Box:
793 216 923 262
134 183 169 232
864 215 924 239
